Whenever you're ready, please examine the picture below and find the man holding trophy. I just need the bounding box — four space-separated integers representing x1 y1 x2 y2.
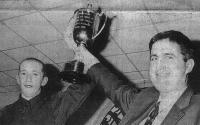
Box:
72 29 200 125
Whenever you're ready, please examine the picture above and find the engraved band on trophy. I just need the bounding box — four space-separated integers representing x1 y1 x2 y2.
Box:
60 4 107 84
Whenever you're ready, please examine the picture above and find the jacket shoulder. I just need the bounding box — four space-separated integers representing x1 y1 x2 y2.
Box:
0 100 19 115
131 87 159 107
137 87 159 98
190 93 200 105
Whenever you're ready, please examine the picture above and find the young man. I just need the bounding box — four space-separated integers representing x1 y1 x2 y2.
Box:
0 58 93 125
74 30 200 125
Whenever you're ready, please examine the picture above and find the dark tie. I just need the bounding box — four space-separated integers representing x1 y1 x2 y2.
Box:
144 102 160 125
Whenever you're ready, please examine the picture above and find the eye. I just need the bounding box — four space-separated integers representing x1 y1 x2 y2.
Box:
33 73 39 76
150 56 157 61
166 55 174 60
20 72 26 76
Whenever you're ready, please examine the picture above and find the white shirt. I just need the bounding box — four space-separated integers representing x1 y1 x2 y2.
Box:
139 87 187 125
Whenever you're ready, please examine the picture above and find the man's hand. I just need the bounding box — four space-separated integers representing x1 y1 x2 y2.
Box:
74 45 100 72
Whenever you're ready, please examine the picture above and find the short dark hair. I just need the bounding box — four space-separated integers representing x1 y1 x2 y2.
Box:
19 57 46 77
149 30 194 62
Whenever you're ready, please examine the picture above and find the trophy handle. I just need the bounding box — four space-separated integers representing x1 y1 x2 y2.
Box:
92 12 108 40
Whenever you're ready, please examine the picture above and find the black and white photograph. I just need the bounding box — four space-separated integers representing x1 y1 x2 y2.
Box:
0 0 200 125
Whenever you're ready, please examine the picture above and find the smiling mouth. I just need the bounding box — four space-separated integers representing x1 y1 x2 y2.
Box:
24 85 33 88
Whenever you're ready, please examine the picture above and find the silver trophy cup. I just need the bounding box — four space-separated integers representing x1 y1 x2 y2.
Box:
60 4 107 84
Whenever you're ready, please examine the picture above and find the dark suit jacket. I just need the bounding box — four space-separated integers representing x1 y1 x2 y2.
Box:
0 83 94 125
88 63 200 125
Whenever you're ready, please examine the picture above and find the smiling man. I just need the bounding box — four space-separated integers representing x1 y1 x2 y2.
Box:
74 30 200 125
18 58 48 100
0 58 94 125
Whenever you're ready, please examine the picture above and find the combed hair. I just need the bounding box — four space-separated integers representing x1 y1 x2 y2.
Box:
19 57 46 77
149 30 194 62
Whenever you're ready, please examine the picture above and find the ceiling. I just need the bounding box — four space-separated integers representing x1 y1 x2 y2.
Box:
0 0 200 107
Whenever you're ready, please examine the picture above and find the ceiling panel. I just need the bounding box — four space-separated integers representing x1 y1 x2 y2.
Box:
101 38 123 56
0 92 19 108
125 70 150 87
105 54 137 73
167 19 191 32
4 12 62 44
35 40 74 63
42 11 74 34
124 71 143 81
183 16 200 40
127 51 150 71
110 11 152 31
155 21 176 33
4 70 18 80
0 72 17 86
0 23 28 51
3 46 55 64
0 52 18 71
124 70 150 86
154 16 200 41
0 10 36 21
0 72 19 106
154 18 189 34
149 11 192 24
141 70 150 80
113 24 157 53
0 73 19 107
130 76 152 87
130 79 145 88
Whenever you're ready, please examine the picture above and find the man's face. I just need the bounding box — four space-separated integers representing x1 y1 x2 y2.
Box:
149 39 194 93
17 60 47 100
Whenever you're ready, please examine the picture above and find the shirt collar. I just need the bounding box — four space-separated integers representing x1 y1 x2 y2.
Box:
158 87 187 108
19 93 43 109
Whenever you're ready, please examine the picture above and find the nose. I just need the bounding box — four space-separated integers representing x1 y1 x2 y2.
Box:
26 74 32 82
157 58 167 71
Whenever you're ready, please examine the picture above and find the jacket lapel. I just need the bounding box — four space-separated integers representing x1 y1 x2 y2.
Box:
132 102 157 125
120 88 193 125
161 88 193 125
161 105 185 125
121 87 159 125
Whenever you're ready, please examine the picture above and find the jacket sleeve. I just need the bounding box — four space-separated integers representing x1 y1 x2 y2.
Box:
87 63 140 113
0 105 13 125
53 80 95 125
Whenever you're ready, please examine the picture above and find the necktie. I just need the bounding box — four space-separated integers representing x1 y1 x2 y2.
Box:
144 102 160 125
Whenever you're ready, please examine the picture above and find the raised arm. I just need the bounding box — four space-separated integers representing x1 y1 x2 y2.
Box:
75 45 140 113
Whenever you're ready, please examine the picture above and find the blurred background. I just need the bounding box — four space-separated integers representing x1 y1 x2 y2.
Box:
0 0 200 124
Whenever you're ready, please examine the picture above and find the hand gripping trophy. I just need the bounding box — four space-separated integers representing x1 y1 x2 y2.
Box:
60 4 107 84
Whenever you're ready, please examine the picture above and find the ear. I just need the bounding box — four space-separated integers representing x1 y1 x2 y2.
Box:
16 74 21 85
185 59 195 74
41 76 48 86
